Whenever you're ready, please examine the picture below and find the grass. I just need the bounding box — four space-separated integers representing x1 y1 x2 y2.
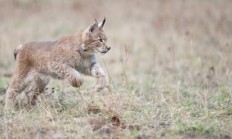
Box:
0 0 232 138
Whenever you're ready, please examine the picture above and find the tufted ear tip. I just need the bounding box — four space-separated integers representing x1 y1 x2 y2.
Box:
99 17 106 29
84 17 106 33
95 19 98 24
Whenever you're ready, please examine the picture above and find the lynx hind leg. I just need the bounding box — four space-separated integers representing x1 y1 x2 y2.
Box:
31 74 49 93
26 74 49 105
4 70 30 111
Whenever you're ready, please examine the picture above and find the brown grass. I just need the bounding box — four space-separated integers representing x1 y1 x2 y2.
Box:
0 0 232 138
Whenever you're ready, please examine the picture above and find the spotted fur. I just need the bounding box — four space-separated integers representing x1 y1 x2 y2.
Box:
4 18 110 111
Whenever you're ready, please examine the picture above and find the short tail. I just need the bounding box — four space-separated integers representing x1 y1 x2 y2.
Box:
14 49 17 60
14 44 23 60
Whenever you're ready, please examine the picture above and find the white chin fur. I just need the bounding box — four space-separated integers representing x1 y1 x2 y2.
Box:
81 44 86 51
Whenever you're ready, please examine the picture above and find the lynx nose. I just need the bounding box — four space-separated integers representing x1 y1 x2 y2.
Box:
107 46 111 50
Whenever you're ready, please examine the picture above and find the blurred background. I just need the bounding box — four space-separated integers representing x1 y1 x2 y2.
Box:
0 0 232 88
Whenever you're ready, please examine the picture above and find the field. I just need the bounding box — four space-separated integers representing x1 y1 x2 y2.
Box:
0 0 232 138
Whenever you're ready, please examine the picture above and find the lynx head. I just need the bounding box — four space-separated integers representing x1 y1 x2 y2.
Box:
81 17 111 54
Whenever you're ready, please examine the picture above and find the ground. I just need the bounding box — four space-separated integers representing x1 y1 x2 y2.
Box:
0 0 232 138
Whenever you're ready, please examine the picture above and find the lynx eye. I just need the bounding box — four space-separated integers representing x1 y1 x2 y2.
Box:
99 39 103 42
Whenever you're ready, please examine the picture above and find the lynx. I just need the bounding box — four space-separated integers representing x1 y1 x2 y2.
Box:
4 18 110 111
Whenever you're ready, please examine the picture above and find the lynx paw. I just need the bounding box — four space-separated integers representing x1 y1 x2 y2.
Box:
69 76 84 88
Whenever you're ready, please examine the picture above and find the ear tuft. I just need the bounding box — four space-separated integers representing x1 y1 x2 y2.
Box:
95 19 98 23
99 17 106 28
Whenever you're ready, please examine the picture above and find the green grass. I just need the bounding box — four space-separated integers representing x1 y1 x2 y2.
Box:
0 79 232 138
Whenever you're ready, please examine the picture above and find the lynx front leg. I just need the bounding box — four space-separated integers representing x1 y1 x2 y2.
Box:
90 63 108 92
51 62 83 88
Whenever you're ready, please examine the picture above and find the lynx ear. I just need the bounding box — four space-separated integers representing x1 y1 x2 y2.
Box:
88 22 98 33
98 17 106 29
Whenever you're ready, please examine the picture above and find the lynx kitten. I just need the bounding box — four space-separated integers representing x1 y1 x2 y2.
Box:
4 18 110 111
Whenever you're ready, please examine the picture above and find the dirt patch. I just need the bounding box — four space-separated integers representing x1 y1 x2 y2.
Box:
87 105 142 136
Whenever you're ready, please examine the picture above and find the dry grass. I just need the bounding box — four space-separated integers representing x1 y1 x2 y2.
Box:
0 0 232 138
